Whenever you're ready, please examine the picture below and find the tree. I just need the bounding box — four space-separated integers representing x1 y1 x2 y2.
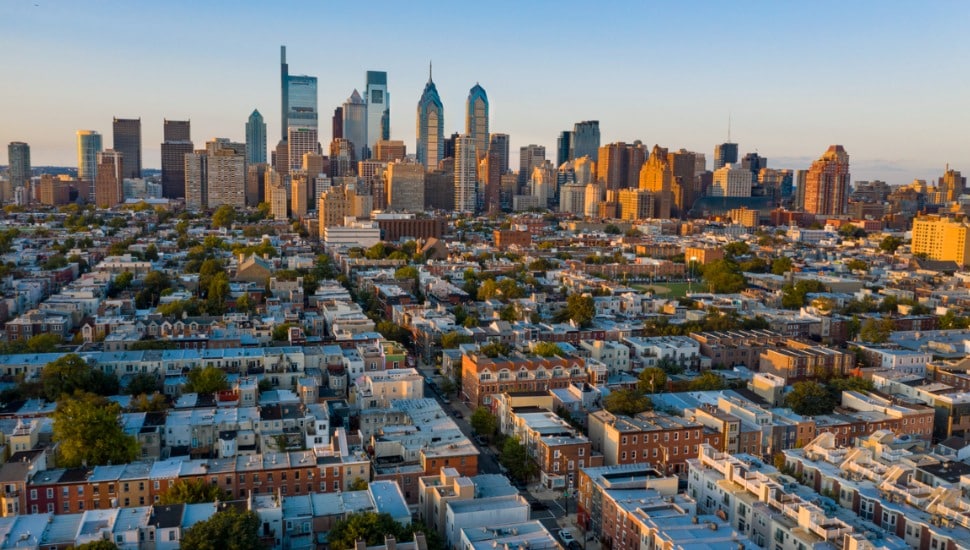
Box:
144 243 159 261
180 507 262 550
53 391 138 468
377 321 412 346
604 224 621 235
533 341 563 357
159 478 231 505
329 513 413 550
688 371 726 391
271 322 298 342
637 367 668 394
349 477 369 491
470 406 498 439
604 388 652 416
112 271 134 295
771 257 793 275
859 318 893 343
558 293 595 327
441 331 473 349
700 259 747 294
781 279 827 310
204 272 230 315
184 366 229 394
25 333 62 353
41 354 119 401
724 242 751 259
394 266 418 281
785 381 836 416
211 205 237 229
500 436 538 483
879 235 904 254
137 270 171 308
479 341 510 358
131 392 169 412
75 542 119 550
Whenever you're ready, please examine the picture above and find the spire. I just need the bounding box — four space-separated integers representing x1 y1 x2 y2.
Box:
727 113 732 143
428 60 432 83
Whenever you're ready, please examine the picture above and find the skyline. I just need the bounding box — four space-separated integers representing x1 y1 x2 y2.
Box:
2 1 969 183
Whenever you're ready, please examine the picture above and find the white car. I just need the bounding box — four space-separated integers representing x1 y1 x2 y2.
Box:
558 530 576 545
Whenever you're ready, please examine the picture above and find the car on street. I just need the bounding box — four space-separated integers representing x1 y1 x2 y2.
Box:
474 435 487 445
453 410 463 419
567 541 581 550
558 530 576 546
529 501 548 511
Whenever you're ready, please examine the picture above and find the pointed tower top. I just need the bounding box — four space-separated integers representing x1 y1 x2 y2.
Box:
727 113 732 143
429 60 433 82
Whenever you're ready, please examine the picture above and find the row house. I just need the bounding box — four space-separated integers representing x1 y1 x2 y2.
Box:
587 410 717 475
461 352 588 407
759 339 855 382
689 329 787 369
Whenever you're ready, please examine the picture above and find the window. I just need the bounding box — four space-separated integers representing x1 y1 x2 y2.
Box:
47 488 53 499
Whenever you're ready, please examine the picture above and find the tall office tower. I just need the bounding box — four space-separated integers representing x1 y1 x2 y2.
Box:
940 166 967 203
570 121 600 163
206 140 246 208
303 152 328 183
638 145 674 219
803 145 850 216
693 153 707 174
480 150 502 213
267 172 288 220
76 131 102 198
375 140 406 162
425 169 455 211
618 189 656 221
454 134 477 213
465 84 489 160
573 156 596 185
711 163 753 197
317 185 356 231
416 63 444 170
793 169 807 210
557 131 572 167
246 163 268 207
112 118 142 179
185 150 208 210
246 110 267 165
529 161 556 209
741 152 767 176
559 183 586 215
386 159 426 212
280 46 289 141
332 107 344 141
329 139 356 177
489 133 509 174
342 90 367 162
668 149 697 214
443 132 460 160
626 142 647 188
291 172 308 218
287 128 318 173
365 71 390 156
161 119 192 199
596 142 629 196
94 149 124 208
7 142 31 189
518 144 546 188
713 142 738 170
584 183 602 217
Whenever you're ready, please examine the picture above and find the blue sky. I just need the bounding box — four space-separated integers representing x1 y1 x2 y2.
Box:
2 0 968 183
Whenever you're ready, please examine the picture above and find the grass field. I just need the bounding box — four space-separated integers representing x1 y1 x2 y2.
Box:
632 282 692 298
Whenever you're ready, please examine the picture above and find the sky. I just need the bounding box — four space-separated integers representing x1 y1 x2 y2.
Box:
2 0 969 184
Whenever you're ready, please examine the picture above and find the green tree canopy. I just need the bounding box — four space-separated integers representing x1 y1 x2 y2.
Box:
500 436 539 483
771 257 793 275
211 205 237 229
53 391 138 468
785 381 836 416
700 259 747 294
724 242 751 258
184 366 229 394
41 354 119 401
637 367 668 394
479 341 511 358
180 507 262 550
470 406 498 439
532 341 563 357
879 235 904 253
781 279 827 310
688 371 726 391
159 478 231 505
441 331 473 349
859 318 894 343
557 293 595 327
75 541 119 550
329 512 410 550
604 388 652 416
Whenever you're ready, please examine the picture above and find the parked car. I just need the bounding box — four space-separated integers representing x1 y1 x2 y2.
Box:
529 501 548 511
474 435 487 445
453 410 463 419
558 530 576 545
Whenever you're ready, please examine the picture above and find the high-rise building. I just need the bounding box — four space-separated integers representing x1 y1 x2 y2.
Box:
912 215 970 266
939 166 966 203
741 152 767 176
95 149 124 208
618 188 656 221
529 161 556 209
342 90 367 162
246 163 268 207
318 185 356 232
76 131 102 198
246 110 267 165
597 142 628 195
713 142 738 170
332 107 344 141
161 119 193 199
803 145 850 216
206 139 246 209
668 149 697 214
287 127 318 173
559 183 586 215
793 169 807 211
570 120 600 162
329 139 356 178
280 45 289 141
454 134 477 213
365 71 390 156
416 63 444 170
112 118 142 179
518 144 546 188
386 159 425 212
481 150 503 214
7 142 31 189
573 156 596 185
466 84 489 160
291 172 308 219
267 170 288 220
557 131 572 167
488 134 509 174
185 150 207 210
711 163 753 197
638 145 674 219
443 132 460 161
626 142 647 188
287 75 318 132
374 140 407 163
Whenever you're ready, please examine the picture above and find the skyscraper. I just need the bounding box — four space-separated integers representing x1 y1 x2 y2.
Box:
416 63 444 170
161 119 193 199
557 131 572 167
481 150 502 214
288 127 318 174
803 145 850 216
206 139 247 209
76 131 102 198
518 145 546 189
488 134 509 174
638 145 674 219
112 118 142 179
342 90 367 162
465 83 489 160
185 150 207 210
95 149 124 208
246 110 267 165
668 149 697 214
332 107 343 141
711 163 753 197
570 121 600 162
280 45 289 141
286 73 318 172
940 166 966 203
597 142 629 195
7 142 31 189
454 134 477 213
365 71 390 157
741 152 767 176
713 142 738 170
386 159 426 212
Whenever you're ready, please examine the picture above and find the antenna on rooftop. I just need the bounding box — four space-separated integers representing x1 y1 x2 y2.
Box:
727 113 732 143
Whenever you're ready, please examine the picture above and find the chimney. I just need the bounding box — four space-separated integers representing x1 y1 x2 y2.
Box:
385 536 396 550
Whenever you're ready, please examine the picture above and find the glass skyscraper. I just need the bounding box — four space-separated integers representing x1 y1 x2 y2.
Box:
76 130 102 189
365 71 389 158
246 109 267 165
416 63 444 170
342 90 367 164
465 84 489 160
